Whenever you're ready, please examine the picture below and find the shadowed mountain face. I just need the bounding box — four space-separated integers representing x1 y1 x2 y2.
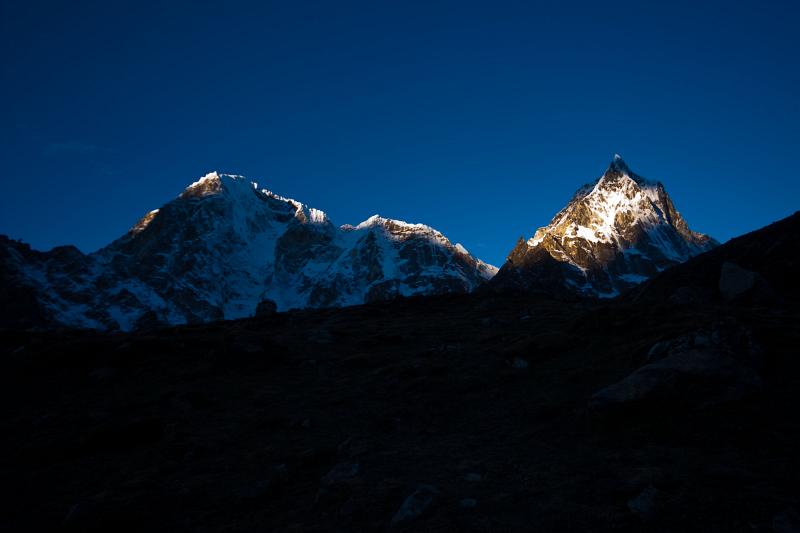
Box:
2 211 798 532
628 211 800 305
0 172 496 331
492 156 718 296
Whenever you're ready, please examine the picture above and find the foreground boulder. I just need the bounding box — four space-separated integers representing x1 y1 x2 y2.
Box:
718 261 775 303
591 319 763 410
391 485 439 526
645 318 762 367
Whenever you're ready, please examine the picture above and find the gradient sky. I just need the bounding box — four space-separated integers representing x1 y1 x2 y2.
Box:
2 0 798 267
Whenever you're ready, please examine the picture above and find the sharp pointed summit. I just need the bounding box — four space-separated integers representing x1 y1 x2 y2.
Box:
608 153 630 174
491 157 718 296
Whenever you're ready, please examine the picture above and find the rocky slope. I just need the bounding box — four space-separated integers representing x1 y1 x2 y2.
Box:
3 211 799 533
0 172 496 330
492 155 718 296
627 211 800 306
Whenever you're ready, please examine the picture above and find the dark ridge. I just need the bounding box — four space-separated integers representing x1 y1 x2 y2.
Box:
629 211 800 305
1 212 799 531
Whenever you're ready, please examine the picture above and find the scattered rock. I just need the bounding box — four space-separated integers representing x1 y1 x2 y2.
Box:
10 345 26 355
391 484 439 526
646 340 670 362
646 331 712 362
709 318 764 367
286 416 312 430
432 343 461 353
322 462 360 486
774 508 800 533
511 357 529 369
460 498 477 508
255 299 278 316
316 462 361 507
337 436 369 458
646 318 762 366
61 503 82 527
594 318 764 410
628 485 659 521
591 349 762 410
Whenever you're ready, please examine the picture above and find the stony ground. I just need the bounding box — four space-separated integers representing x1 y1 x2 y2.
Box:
2 288 798 532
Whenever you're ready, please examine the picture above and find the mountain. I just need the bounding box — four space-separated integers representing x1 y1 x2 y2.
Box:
0 172 496 330
491 155 718 296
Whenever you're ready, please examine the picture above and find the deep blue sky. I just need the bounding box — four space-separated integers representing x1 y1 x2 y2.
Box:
2 0 798 266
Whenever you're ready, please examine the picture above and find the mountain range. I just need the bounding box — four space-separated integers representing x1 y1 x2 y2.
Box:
0 156 717 330
4 158 800 532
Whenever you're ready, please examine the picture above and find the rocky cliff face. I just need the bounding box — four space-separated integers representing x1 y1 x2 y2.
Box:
492 156 717 296
0 172 496 330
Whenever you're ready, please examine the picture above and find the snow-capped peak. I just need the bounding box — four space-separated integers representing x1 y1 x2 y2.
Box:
497 156 718 297
188 170 222 188
181 171 224 197
180 171 259 199
350 214 435 233
534 157 687 249
177 171 334 228
351 214 386 229
338 214 496 278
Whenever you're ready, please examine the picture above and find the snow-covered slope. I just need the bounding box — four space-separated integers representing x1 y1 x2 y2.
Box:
492 156 718 296
1 172 496 330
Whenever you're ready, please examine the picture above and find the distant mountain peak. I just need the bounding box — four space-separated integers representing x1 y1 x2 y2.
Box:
492 157 717 297
180 171 261 199
2 172 496 330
